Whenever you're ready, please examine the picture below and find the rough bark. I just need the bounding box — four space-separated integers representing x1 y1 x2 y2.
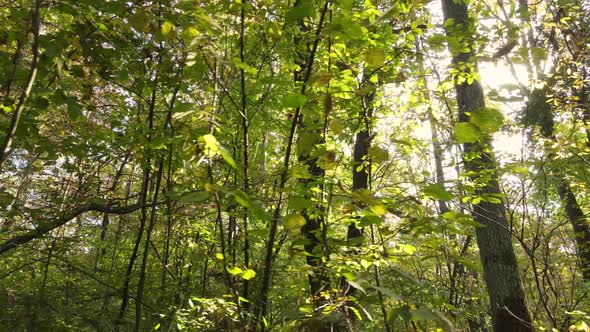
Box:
441 0 533 331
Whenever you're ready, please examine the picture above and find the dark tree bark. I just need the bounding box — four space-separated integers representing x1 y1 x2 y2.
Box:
343 76 374 298
441 1 533 331
557 181 590 280
0 200 150 256
294 0 331 301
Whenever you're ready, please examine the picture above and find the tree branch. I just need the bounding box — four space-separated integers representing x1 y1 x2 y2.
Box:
0 200 151 256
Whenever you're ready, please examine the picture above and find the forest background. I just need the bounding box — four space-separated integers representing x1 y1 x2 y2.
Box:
0 0 589 331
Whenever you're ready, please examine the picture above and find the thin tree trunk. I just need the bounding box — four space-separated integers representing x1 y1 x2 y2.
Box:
254 2 331 329
441 1 533 331
136 64 182 331
117 57 161 326
239 0 252 309
294 0 331 303
0 0 42 170
343 76 374 296
95 156 130 271
556 181 590 280
135 159 164 331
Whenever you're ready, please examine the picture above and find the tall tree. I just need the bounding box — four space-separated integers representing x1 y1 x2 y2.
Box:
441 0 533 330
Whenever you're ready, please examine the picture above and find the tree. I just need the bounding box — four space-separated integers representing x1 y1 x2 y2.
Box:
441 0 533 330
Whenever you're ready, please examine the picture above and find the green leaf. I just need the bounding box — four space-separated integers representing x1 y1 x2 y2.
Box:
199 134 237 168
288 197 313 211
178 191 210 204
423 183 454 201
359 215 382 227
66 97 83 120
365 49 386 67
282 93 307 108
348 306 362 320
410 308 437 321
453 122 481 143
290 165 312 179
283 214 306 230
233 190 251 208
233 57 258 75
372 286 403 301
241 269 256 280
297 131 320 155
161 21 175 37
286 0 315 23
370 204 387 216
346 279 365 293
368 146 389 163
183 26 200 40
470 108 504 133
360 259 371 269
200 134 219 154
129 11 150 31
228 267 243 275
218 146 238 169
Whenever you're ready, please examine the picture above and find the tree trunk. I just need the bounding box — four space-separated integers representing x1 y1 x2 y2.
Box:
557 181 590 280
441 1 533 331
294 0 331 301
526 87 590 281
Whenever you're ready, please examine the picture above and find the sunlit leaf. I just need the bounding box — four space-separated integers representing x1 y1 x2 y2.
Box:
178 191 210 204
454 122 481 143
283 93 307 108
283 214 306 230
241 269 256 280
423 183 454 201
470 107 504 133
161 21 175 37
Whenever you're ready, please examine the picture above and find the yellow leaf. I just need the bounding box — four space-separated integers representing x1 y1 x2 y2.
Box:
204 183 215 192
161 21 175 37
283 214 306 230
370 204 387 216
241 269 256 280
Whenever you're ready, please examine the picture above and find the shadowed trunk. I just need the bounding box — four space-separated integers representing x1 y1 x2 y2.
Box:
525 87 590 281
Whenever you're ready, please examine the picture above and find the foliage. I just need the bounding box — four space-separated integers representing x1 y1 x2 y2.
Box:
0 0 588 331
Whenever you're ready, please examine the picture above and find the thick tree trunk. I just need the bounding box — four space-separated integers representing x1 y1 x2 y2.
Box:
344 93 372 296
347 129 369 241
441 1 533 331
